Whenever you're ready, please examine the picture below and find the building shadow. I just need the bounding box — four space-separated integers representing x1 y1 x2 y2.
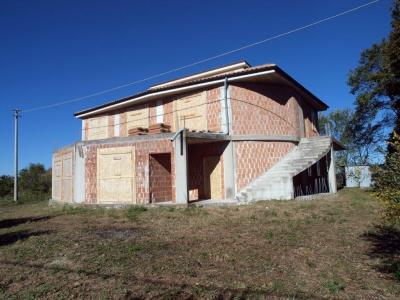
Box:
0 230 52 247
361 224 400 278
0 216 52 230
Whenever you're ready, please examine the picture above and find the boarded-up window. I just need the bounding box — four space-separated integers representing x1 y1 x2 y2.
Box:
174 92 207 131
126 106 149 131
97 147 136 204
87 116 108 140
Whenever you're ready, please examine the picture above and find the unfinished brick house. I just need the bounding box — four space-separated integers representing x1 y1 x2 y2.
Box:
52 61 344 206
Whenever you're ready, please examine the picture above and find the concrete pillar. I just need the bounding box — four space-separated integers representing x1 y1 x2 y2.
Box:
74 144 86 203
173 130 188 204
223 141 236 200
328 146 337 193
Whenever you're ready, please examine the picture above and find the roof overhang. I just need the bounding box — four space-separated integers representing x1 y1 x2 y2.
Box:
332 137 346 151
149 61 251 90
74 65 328 119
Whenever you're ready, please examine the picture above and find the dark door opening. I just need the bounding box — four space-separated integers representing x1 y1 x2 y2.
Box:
149 153 172 203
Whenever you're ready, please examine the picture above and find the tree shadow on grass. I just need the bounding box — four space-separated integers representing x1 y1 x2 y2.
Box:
0 230 52 247
361 225 400 280
0 216 51 230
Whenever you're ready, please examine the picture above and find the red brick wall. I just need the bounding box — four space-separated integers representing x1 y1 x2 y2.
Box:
84 139 174 204
230 83 300 136
206 86 222 132
81 86 223 141
149 153 172 202
302 104 319 137
235 141 295 191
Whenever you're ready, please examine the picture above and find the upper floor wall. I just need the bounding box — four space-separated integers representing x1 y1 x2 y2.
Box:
82 86 223 141
81 82 319 141
229 82 319 138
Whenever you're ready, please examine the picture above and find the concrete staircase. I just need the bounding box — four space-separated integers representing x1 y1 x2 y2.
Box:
236 136 332 203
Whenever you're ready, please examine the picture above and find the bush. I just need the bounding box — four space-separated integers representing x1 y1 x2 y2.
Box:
373 132 400 224
126 206 148 220
0 175 14 198
0 163 52 204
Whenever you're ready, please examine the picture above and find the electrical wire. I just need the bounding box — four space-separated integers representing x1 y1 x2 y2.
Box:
21 0 380 114
80 96 297 132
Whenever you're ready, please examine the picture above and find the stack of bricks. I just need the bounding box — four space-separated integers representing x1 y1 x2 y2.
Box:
148 123 171 134
128 127 148 136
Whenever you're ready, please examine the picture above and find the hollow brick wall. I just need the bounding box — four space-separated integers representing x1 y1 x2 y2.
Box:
234 141 295 191
84 139 174 204
230 82 301 136
149 153 173 203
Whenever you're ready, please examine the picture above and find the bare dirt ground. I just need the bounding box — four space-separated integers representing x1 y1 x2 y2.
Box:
0 188 399 299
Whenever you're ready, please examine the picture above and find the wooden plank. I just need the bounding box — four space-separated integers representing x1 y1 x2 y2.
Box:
97 146 136 204
203 156 222 199
174 92 207 131
87 116 108 140
126 107 149 132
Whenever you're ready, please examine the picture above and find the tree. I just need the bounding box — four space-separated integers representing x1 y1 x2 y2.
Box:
19 163 51 202
373 132 400 224
0 175 14 198
319 109 380 165
319 109 353 166
348 0 400 155
348 0 400 222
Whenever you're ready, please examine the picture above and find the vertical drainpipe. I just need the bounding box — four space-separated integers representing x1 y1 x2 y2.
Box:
224 77 230 135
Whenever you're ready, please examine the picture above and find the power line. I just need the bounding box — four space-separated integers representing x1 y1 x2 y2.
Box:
22 0 380 114
81 96 297 132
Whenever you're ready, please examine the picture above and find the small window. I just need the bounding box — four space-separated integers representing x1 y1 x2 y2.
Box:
317 161 321 177
308 166 312 177
156 100 163 124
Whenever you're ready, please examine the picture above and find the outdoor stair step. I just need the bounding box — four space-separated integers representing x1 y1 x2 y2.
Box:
236 136 332 203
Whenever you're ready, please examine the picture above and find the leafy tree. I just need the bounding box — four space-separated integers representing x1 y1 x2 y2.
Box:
348 0 400 155
18 163 51 202
319 109 353 166
319 109 380 165
373 132 400 224
0 175 14 198
348 0 400 222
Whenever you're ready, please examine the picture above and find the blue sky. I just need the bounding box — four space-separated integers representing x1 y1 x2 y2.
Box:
0 0 392 175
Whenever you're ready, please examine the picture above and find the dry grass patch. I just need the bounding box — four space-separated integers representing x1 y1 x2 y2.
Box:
0 188 399 299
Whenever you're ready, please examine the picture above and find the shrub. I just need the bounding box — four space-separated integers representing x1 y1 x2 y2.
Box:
373 132 400 224
125 206 148 220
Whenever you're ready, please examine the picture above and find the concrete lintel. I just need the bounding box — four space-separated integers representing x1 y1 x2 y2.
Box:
186 132 229 140
230 135 300 143
81 133 175 146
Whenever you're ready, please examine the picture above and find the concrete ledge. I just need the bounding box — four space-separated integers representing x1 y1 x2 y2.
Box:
230 134 300 143
190 199 239 207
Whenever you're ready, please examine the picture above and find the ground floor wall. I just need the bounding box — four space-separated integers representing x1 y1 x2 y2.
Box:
52 137 313 205
84 139 175 204
234 141 296 191
187 142 227 201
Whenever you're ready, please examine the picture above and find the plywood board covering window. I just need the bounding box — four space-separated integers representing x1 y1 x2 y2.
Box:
126 107 149 131
174 92 207 131
87 116 108 140
97 147 136 204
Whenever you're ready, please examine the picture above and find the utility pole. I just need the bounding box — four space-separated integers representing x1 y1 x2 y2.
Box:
13 109 21 202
